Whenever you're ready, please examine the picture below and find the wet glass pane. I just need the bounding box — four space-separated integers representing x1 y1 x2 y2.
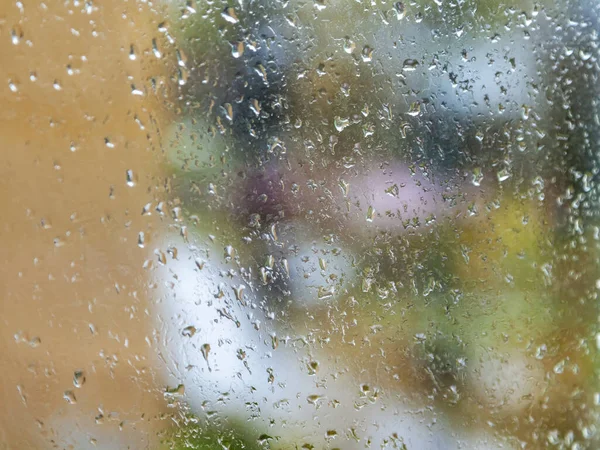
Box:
2 0 600 448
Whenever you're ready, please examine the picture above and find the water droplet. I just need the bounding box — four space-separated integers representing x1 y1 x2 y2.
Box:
155 250 167 265
131 85 144 96
63 390 77 404
257 434 274 445
307 394 324 405
137 232 145 248
318 258 327 271
221 7 239 24
497 168 511 182
385 184 399 197
307 360 319 375
164 384 185 397
579 49 592 61
471 167 484 186
282 258 290 278
343 37 355 54
314 0 326 11
334 116 350 132
8 79 18 93
11 27 22 45
407 102 421 116
361 46 373 63
128 44 136 60
317 286 335 299
394 2 406 20
230 41 244 58
366 205 375 222
254 63 268 84
249 99 260 116
126 170 135 187
402 59 419 71
182 326 196 337
201 343 211 371
73 370 86 388
222 103 233 122
152 38 161 58
233 285 245 302
414 333 427 343
339 179 349 197
553 359 565 374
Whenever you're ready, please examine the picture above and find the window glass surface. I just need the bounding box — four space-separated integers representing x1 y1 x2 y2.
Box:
1 0 600 448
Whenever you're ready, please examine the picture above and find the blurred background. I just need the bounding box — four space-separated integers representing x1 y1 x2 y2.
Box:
1 0 600 448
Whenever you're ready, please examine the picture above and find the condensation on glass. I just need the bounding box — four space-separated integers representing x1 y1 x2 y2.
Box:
1 0 600 449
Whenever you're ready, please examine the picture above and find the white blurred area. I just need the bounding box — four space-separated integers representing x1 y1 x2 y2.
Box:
153 226 518 449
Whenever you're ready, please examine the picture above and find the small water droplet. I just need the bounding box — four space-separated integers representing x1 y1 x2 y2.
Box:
137 232 145 248
63 390 77 404
361 46 373 62
317 286 335 299
318 258 327 271
343 37 355 54
535 344 547 360
471 167 484 186
385 184 399 197
366 205 375 222
8 79 18 92
73 370 86 388
221 7 239 24
407 102 421 116
314 0 326 11
392 2 406 20
339 179 349 197
307 394 325 405
414 333 427 343
230 41 244 58
249 99 261 116
11 27 22 45
126 170 135 187
182 326 196 337
164 384 185 397
131 85 143 96
282 258 290 278
402 59 419 71
201 343 211 371
233 285 245 302
152 38 161 58
307 360 319 375
334 116 350 132
155 250 167 265
553 359 565 374
496 168 511 182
